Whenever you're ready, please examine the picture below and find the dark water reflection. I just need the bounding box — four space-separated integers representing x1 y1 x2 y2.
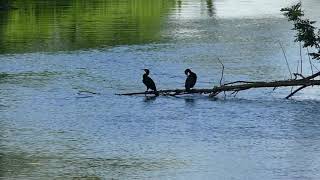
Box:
2 0 320 179
0 151 184 179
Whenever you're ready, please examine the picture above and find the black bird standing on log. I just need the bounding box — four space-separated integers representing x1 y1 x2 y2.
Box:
142 69 159 96
185 69 197 91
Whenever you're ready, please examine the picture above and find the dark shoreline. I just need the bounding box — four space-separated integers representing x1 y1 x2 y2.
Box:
0 4 17 11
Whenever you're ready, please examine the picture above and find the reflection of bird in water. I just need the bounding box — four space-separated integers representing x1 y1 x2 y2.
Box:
142 69 159 96
185 69 197 91
184 98 195 104
144 96 157 102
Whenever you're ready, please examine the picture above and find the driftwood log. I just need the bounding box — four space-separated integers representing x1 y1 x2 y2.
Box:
116 72 320 99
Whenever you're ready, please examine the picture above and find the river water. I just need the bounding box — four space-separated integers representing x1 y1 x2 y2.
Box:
1 0 320 179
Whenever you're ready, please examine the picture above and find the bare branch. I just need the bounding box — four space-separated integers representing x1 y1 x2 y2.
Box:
217 58 224 86
217 58 226 98
293 73 305 79
304 71 320 80
285 85 309 99
278 41 292 79
307 47 317 73
299 41 303 74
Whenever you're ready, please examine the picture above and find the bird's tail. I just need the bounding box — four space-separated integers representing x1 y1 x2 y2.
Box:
154 90 159 96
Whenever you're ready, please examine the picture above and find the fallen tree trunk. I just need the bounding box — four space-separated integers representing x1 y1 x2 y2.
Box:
116 72 320 99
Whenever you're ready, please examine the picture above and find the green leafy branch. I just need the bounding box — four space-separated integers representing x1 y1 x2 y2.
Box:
281 2 320 60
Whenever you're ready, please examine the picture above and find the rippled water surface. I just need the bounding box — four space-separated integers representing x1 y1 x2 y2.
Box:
2 0 320 179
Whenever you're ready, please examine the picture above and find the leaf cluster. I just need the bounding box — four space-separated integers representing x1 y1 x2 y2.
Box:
281 2 320 60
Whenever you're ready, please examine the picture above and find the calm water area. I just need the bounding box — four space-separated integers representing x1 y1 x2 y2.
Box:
1 0 320 179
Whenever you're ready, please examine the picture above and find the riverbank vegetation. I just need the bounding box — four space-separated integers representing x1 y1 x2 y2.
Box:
0 0 175 53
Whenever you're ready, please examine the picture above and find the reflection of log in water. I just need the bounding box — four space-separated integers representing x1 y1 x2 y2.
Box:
117 72 320 99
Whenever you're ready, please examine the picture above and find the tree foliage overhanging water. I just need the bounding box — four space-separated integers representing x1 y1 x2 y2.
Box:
281 2 320 60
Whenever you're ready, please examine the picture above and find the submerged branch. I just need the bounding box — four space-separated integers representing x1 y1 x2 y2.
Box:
285 85 309 99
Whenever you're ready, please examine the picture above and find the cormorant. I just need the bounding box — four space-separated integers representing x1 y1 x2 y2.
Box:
185 69 197 91
142 69 159 96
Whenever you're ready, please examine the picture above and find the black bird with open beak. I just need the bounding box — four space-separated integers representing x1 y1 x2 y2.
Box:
142 69 159 96
185 69 197 91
